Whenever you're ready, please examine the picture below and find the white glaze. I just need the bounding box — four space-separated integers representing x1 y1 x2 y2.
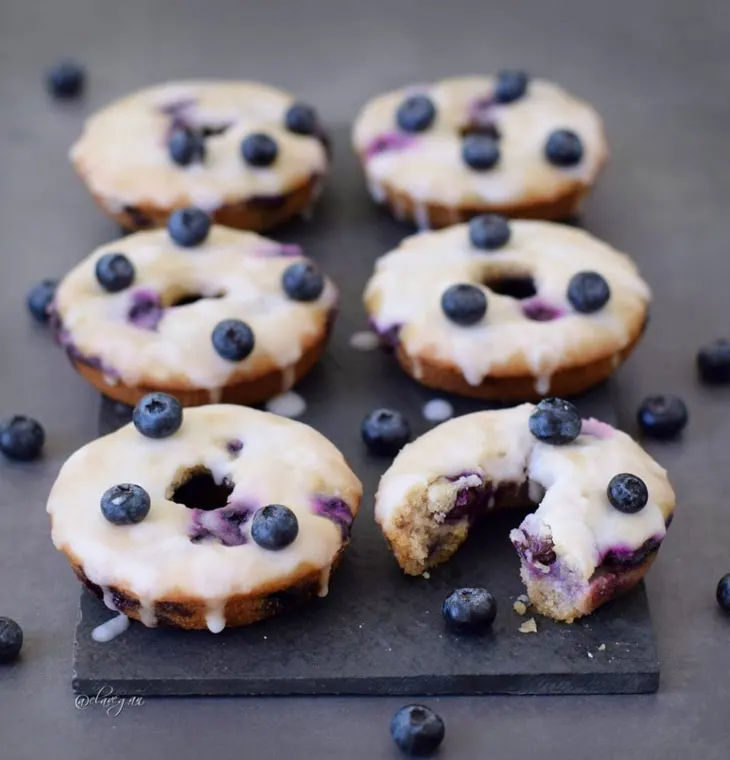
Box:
375 405 674 580
352 76 607 211
92 614 130 643
422 399 454 423
54 226 337 392
364 220 650 390
71 80 328 213
265 391 306 418
47 405 363 631
349 330 380 351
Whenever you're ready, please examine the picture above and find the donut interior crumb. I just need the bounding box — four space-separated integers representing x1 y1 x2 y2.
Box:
519 617 538 634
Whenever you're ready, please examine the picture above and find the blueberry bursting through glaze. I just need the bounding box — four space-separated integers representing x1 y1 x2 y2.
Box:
396 95 436 133
441 284 487 326
211 319 255 361
26 279 57 324
390 704 445 757
241 133 279 167
636 394 688 439
468 214 511 250
0 617 23 664
313 496 355 539
168 126 206 166
167 207 211 247
462 134 500 171
282 261 325 302
0 415 45 461
567 271 610 313
95 253 135 292
494 70 529 104
100 483 151 525
545 129 584 167
251 505 299 550
529 398 582 445
607 473 649 514
285 103 319 136
132 392 183 439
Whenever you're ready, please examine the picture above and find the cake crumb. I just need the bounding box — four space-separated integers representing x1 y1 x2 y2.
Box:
587 651 594 659
513 600 527 616
598 643 606 651
422 571 431 579
519 618 537 634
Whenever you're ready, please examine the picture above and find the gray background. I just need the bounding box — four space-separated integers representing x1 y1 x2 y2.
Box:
1 0 729 757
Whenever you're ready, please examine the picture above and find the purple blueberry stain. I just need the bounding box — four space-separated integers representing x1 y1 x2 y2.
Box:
226 439 244 456
444 474 490 523
313 496 354 539
598 535 664 568
127 288 164 331
188 502 253 547
370 320 402 350
580 417 615 439
511 529 558 568
365 132 416 160
522 297 565 322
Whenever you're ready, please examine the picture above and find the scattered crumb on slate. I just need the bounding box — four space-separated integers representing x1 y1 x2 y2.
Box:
587 651 594 659
422 571 431 579
519 618 537 634
598 643 606 651
513 600 528 615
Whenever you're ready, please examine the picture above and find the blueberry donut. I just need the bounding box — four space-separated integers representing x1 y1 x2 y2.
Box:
375 402 675 622
51 209 337 406
352 73 607 228
47 401 362 631
71 80 329 232
364 218 649 401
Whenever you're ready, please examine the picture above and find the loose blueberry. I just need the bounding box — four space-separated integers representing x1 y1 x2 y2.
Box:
636 394 688 439
132 392 183 439
607 473 649 514
211 319 255 361
95 253 135 293
0 416 45 461
468 214 511 250
241 133 278 167
167 207 211 247
281 261 325 302
545 129 584 167
285 102 319 135
441 284 487 326
462 134 500 170
100 483 151 525
0 618 23 664
26 279 57 323
396 95 436 133
442 587 497 634
567 271 610 313
46 60 85 99
697 339 730 384
494 70 529 104
390 704 445 757
168 126 205 166
251 504 299 550
716 574 730 613
361 408 411 456
529 398 581 445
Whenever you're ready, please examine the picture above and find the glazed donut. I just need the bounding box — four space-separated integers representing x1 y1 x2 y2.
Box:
51 210 337 406
47 403 362 631
70 80 329 231
352 73 607 228
374 401 675 622
364 217 650 401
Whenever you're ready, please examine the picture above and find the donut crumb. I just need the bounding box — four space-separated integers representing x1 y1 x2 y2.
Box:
519 618 538 634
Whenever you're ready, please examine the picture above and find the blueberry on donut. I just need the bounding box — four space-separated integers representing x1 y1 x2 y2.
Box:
364 219 650 401
352 74 607 228
374 404 675 622
70 80 329 232
51 213 338 406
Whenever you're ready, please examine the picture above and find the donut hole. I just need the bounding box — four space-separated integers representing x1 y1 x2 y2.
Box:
170 467 234 511
482 275 537 300
459 123 502 141
168 290 226 308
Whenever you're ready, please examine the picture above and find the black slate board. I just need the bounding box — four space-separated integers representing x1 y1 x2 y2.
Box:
73 128 658 697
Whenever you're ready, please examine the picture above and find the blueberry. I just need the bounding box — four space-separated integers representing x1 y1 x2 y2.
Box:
132 392 183 439
251 504 299 550
636 394 688 439
0 416 45 461
567 271 610 313
607 473 649 514
282 261 325 302
441 284 487 326
529 398 581 445
697 339 730 384
361 408 411 456
46 60 85 99
0 618 23 664
494 70 529 104
26 279 57 323
716 574 730 613
168 126 205 166
167 207 211 247
545 129 584 167
285 102 319 135
442 587 497 634
95 253 135 293
100 483 151 525
390 705 445 757
396 95 436 133
241 133 278 167
212 319 255 361
468 214 511 250
462 134 500 171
